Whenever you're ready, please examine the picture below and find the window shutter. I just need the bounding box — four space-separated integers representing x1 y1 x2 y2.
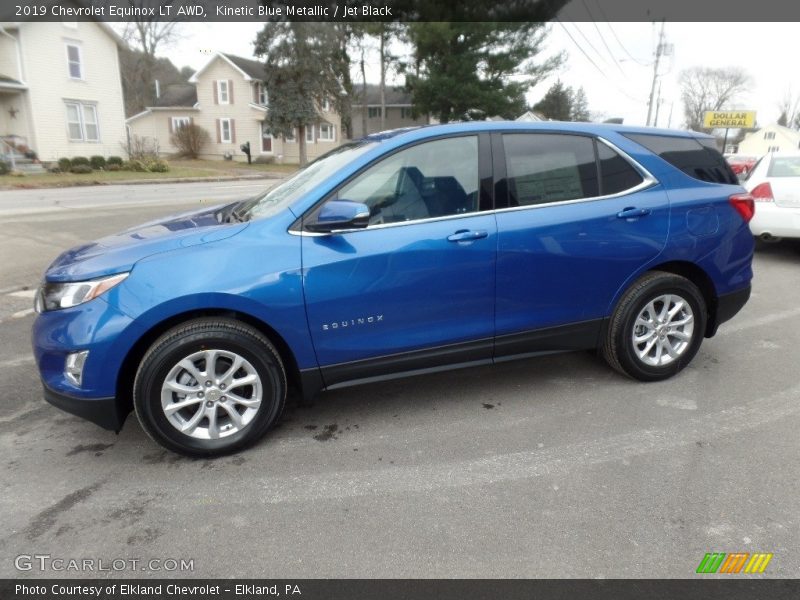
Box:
228 80 234 104
216 119 221 143
213 81 218 104
231 119 236 143
168 117 173 133
253 84 258 103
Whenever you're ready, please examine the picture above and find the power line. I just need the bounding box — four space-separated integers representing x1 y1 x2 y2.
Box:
592 0 650 67
580 0 627 77
555 19 647 105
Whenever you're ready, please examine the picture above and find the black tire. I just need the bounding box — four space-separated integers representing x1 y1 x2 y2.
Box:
133 318 287 457
602 271 707 382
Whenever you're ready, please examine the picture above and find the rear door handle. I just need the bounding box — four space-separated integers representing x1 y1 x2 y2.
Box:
617 207 651 219
447 229 489 242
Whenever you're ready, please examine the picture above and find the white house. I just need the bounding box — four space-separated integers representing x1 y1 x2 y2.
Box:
126 52 342 163
0 21 127 163
737 124 800 156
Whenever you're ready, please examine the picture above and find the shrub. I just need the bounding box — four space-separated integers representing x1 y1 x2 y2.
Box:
107 156 123 166
90 155 106 170
253 155 275 165
70 164 93 174
123 159 147 172
48 166 62 174
169 123 210 159
127 135 160 161
0 160 9 175
145 158 169 173
106 163 121 172
58 157 72 171
71 156 90 167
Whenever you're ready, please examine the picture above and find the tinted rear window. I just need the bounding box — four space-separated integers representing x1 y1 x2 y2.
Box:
624 133 738 185
767 156 800 177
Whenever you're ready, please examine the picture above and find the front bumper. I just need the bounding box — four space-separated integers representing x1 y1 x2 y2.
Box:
43 384 126 432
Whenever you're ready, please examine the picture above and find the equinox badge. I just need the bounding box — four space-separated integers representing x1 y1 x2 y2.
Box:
322 315 384 331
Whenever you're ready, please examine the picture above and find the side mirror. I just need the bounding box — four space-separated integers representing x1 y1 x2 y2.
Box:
306 200 370 233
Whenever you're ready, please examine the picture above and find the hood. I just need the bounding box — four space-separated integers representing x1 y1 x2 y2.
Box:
45 203 249 282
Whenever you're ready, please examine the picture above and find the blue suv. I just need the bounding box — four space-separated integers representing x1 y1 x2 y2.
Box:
32 123 754 456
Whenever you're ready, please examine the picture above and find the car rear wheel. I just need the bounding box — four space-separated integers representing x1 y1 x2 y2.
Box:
133 318 286 457
603 271 707 381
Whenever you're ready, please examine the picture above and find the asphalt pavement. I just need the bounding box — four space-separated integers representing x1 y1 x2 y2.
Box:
1 181 799 578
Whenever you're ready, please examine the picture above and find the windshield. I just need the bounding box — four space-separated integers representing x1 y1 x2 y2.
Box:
241 141 378 220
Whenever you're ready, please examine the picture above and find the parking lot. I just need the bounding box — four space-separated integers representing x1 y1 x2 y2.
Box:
1 182 799 578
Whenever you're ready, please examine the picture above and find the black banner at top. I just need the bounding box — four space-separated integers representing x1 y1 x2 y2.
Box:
2 0 800 22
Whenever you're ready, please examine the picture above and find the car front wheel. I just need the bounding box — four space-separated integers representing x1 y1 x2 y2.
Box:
133 318 287 456
603 271 707 381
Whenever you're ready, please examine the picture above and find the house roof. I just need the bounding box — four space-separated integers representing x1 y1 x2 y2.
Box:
353 84 413 107
188 52 267 83
152 84 198 108
220 53 267 81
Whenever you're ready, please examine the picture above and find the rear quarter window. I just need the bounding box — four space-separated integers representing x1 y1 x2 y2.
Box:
624 133 738 185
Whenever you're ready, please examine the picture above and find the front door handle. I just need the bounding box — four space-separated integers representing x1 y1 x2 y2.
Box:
447 229 489 242
617 207 652 219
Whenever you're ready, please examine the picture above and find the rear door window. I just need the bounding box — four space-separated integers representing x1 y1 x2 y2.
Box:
624 133 738 184
502 134 598 206
597 142 644 195
767 156 800 177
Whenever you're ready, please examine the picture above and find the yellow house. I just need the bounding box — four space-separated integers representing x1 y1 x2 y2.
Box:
0 21 127 163
126 52 341 163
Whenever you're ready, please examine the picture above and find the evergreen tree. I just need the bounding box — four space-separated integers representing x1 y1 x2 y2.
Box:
533 81 573 121
404 23 562 123
254 23 344 166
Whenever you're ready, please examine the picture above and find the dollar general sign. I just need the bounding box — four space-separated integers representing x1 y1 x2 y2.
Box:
703 111 756 128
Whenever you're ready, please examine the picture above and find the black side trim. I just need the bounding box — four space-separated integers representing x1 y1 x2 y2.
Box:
494 319 605 360
708 284 751 337
43 385 126 432
321 338 493 388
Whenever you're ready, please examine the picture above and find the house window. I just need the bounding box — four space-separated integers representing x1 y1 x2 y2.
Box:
284 129 296 142
368 107 381 119
256 83 267 105
401 107 413 119
172 117 190 130
261 122 272 153
220 118 232 143
65 101 99 141
318 123 335 142
768 145 780 152
321 98 331 112
764 131 776 140
306 125 315 143
218 80 229 104
66 44 83 79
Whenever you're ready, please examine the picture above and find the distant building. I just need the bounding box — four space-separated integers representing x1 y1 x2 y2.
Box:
515 111 546 122
0 21 127 163
737 124 800 156
351 84 429 137
126 52 341 163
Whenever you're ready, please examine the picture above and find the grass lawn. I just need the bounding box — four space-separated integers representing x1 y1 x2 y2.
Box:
0 159 299 189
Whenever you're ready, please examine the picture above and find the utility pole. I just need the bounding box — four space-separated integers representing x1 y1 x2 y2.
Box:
653 81 662 127
646 21 666 127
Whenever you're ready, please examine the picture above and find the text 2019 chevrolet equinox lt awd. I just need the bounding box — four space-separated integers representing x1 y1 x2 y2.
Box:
32 123 754 456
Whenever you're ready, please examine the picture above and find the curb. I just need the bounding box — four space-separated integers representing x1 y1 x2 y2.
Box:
0 172 286 191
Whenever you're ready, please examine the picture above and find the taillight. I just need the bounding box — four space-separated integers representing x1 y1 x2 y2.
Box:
750 182 774 202
729 193 755 223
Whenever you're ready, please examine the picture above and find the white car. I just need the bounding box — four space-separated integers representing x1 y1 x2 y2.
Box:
745 153 800 241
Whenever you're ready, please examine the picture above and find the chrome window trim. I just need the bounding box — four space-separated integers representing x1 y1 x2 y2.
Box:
288 135 659 237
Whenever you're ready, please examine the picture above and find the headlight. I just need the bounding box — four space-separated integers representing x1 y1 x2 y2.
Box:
35 273 129 313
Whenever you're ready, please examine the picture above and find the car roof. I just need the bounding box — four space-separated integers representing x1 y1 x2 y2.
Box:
360 121 710 143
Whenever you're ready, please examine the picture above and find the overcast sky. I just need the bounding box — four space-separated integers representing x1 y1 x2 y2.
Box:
148 22 797 129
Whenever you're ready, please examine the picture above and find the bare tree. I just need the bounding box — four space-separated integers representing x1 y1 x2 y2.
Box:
679 67 752 131
118 5 183 116
776 88 800 129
